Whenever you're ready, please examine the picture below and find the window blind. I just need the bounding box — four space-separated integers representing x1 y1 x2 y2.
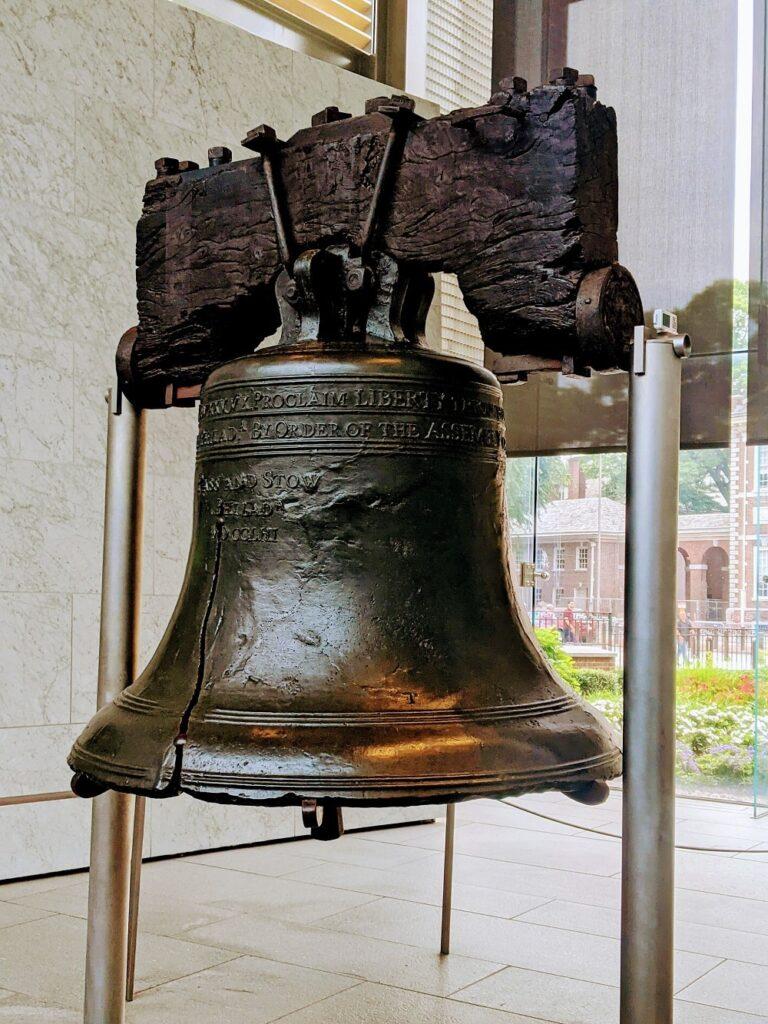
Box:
424 0 493 361
258 0 374 51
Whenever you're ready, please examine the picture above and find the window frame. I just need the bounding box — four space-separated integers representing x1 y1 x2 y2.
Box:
175 0 412 85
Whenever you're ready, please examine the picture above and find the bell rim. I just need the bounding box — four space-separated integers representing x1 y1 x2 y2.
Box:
69 744 622 806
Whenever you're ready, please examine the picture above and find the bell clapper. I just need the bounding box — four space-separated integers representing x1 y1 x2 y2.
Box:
301 799 344 841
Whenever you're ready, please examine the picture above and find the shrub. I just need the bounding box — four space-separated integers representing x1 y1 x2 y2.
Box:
572 668 622 697
534 628 578 686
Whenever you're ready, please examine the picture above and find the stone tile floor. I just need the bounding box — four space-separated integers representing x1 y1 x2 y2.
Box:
3 791 768 1021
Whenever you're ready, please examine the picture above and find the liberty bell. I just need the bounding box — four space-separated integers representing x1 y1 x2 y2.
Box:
70 98 625 836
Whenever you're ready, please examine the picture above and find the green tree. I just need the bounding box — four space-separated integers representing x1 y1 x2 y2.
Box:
579 449 729 512
505 457 570 526
580 453 626 501
678 449 729 512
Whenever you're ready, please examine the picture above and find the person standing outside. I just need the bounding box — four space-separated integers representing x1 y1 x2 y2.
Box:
676 606 692 664
563 601 577 643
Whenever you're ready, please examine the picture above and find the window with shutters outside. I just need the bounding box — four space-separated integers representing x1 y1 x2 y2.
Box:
256 0 374 52
177 0 378 72
759 547 768 600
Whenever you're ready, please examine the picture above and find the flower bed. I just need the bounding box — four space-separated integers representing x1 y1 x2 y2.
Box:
589 695 760 785
535 629 765 789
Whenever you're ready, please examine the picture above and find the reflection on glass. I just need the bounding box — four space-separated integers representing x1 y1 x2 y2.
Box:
755 445 768 814
506 427 765 802
498 0 763 806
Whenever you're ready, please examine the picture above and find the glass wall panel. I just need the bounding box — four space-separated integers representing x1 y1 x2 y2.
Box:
752 443 768 812
507 442 758 802
498 0 761 805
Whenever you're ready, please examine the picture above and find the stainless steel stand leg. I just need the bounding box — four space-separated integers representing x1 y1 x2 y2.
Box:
125 795 146 1003
620 326 689 1024
84 388 146 1024
440 803 456 955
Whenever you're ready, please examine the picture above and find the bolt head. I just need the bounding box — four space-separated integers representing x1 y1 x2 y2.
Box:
365 96 390 114
154 156 180 176
283 280 299 302
208 146 232 166
549 67 579 86
365 94 415 116
346 267 366 291
178 160 200 173
497 76 527 95
241 124 277 153
311 106 351 127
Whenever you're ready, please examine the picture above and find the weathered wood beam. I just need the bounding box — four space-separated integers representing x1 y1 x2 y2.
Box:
129 76 639 406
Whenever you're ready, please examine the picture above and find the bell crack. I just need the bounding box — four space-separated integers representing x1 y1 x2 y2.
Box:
171 518 224 787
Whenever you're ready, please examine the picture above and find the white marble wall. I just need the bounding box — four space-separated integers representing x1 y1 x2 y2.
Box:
0 0 438 880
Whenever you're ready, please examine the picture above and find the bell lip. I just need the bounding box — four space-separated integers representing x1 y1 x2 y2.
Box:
67 742 177 798
67 749 622 807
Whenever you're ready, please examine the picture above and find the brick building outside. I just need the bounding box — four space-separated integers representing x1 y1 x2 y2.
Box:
526 458 745 625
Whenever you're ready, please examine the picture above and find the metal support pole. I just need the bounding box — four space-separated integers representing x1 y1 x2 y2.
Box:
440 803 456 955
620 324 689 1024
125 795 146 1002
83 388 146 1024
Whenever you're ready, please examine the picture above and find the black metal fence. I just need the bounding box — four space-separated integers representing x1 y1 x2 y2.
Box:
533 608 768 671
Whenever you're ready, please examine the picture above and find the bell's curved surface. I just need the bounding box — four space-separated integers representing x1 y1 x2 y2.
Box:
69 345 621 805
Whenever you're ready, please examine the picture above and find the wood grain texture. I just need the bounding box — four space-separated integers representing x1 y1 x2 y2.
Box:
131 79 623 404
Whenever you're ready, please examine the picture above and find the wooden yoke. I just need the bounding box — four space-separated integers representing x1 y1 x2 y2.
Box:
124 69 642 408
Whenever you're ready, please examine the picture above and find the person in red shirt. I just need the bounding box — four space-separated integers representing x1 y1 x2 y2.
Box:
562 601 576 643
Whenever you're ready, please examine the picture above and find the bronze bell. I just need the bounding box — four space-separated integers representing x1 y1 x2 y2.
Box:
70 338 621 817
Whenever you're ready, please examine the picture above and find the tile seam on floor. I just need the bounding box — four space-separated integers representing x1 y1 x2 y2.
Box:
151 921 507 986
0 907 54 930
366 829 624 865
188 846 440 875
673 882 768 903
500 907 681 938
266 871 556 919
319 896 618 934
261 980 368 1024
186 856 325 880
197 893 384 928
300 894 385 926
672 956 729 997
674 995 768 1022
131 951 249 998
305 918 633 991
117 936 246 995
507 897 558 921
305 908 723 996
450 993 577 1024
444 962 515 997
381 846 623 878
511 909 768 965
